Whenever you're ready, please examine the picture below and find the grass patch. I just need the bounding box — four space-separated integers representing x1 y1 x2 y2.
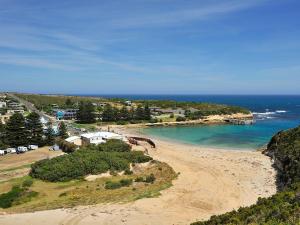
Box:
0 178 37 208
0 161 177 213
0 164 32 173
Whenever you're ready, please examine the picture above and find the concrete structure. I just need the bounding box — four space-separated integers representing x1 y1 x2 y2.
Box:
65 136 82 146
0 101 6 108
81 132 125 145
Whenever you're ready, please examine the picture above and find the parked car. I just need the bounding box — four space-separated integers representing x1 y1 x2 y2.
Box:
0 150 6 156
17 146 28 154
28 145 38 150
7 148 17 154
49 145 60 151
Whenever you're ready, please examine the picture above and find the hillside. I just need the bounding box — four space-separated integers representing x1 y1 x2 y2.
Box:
192 125 300 225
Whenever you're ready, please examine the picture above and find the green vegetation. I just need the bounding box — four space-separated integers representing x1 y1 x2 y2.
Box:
76 101 96 124
58 121 68 139
192 125 300 225
0 161 176 213
105 178 133 189
0 178 37 208
135 174 156 183
137 100 250 115
101 104 151 122
56 138 77 153
26 112 44 146
14 93 109 113
15 94 250 125
30 140 152 182
0 112 48 148
44 121 55 145
5 113 30 147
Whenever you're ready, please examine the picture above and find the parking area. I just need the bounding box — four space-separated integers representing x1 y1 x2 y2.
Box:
0 147 63 182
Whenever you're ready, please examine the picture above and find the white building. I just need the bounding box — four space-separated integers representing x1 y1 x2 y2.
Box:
65 136 82 146
81 132 125 145
0 101 6 108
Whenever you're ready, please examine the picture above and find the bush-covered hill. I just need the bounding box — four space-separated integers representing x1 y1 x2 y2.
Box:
30 140 152 182
192 125 300 225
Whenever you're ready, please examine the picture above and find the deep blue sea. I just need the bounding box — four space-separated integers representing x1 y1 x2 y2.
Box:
85 95 300 150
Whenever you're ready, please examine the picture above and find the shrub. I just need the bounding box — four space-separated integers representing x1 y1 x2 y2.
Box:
176 116 186 122
145 174 156 183
56 138 77 153
105 179 132 190
0 186 23 208
124 169 133 175
30 147 152 182
22 179 33 188
134 177 144 182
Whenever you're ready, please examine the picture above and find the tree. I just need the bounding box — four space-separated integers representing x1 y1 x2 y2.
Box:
44 122 55 146
65 98 73 107
26 112 44 146
76 101 96 124
0 121 7 149
5 113 29 147
144 104 151 120
102 104 115 122
135 105 145 120
58 122 68 139
119 107 130 121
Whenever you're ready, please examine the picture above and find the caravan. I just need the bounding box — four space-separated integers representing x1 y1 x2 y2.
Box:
17 146 28 154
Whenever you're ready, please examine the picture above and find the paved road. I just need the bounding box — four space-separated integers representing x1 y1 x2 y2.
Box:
7 93 54 122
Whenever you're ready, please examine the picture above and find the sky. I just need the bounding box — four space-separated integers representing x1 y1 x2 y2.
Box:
0 0 300 95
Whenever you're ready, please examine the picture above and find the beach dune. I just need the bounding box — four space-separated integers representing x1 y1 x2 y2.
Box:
0 138 276 225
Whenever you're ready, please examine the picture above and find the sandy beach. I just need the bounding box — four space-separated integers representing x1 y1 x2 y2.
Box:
0 134 276 225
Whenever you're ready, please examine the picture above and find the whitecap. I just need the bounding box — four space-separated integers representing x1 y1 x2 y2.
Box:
275 110 287 113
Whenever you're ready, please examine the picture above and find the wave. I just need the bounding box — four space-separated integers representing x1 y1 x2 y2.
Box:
252 112 276 115
276 110 287 113
252 110 287 120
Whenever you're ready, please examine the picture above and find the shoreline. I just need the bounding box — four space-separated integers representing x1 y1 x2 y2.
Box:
0 129 277 225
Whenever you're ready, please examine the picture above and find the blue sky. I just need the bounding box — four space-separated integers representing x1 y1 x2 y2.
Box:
0 0 300 94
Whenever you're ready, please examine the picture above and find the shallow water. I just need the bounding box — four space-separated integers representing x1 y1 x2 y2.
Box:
85 95 300 150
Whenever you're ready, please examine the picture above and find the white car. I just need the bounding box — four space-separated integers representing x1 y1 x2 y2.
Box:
49 145 60 151
28 145 38 150
6 148 17 154
17 146 28 153
7 148 17 154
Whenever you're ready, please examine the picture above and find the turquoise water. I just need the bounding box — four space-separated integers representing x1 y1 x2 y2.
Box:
85 94 300 150
132 95 300 150
142 121 295 150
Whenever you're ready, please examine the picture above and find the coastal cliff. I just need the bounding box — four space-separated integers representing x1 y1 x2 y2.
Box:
192 124 300 225
264 125 300 189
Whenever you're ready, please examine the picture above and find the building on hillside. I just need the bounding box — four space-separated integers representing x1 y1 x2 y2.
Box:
125 100 132 106
0 102 6 108
65 136 82 146
150 107 185 115
7 102 23 109
7 109 25 114
81 132 125 146
53 109 78 120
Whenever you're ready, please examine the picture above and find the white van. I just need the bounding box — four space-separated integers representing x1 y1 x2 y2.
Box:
28 145 38 150
17 146 28 154
7 148 17 154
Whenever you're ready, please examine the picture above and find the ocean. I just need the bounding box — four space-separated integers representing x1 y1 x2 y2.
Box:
86 95 300 150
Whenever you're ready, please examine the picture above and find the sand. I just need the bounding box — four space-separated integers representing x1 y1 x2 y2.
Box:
0 135 276 225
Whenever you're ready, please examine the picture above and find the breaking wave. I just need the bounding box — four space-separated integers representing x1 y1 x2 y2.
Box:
252 110 287 120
